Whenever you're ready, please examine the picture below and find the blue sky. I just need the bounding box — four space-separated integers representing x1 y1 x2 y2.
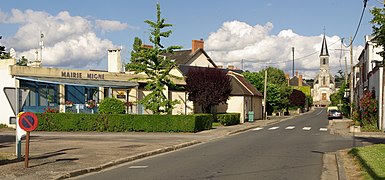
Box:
0 0 382 78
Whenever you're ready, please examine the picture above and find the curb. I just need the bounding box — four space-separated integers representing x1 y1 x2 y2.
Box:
56 140 201 179
335 150 347 180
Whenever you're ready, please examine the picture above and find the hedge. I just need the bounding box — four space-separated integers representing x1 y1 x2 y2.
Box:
35 113 213 133
217 113 240 126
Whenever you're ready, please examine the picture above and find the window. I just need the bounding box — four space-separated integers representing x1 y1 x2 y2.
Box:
322 58 326 65
322 77 326 86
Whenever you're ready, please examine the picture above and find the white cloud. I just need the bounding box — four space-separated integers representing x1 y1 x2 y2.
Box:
0 9 130 68
95 19 132 33
206 20 363 79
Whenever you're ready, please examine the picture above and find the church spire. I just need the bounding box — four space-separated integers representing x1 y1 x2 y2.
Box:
320 34 329 56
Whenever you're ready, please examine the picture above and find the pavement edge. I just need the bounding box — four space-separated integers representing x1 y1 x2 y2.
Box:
335 150 347 180
56 140 201 179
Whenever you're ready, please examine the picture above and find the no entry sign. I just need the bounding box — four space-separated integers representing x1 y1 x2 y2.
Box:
18 112 38 132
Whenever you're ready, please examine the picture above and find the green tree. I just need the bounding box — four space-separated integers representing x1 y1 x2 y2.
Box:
370 7 385 59
126 3 182 114
243 67 291 113
330 81 350 116
98 98 125 114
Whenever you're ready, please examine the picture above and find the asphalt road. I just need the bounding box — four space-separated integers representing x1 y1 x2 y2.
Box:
76 109 358 180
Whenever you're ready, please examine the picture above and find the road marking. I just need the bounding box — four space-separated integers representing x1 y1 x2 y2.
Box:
252 127 264 131
316 109 324 115
285 126 295 130
129 166 148 169
268 126 279 130
302 127 312 131
319 128 328 132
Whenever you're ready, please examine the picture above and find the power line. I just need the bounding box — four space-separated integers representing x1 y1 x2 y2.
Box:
343 0 368 48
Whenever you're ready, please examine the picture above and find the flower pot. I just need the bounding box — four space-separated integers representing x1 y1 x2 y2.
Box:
349 126 361 133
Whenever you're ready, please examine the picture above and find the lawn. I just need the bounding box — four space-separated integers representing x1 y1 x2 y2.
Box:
349 144 385 180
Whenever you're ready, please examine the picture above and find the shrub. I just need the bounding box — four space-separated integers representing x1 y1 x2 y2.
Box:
0 124 8 129
98 98 125 114
35 113 213 132
359 91 379 130
217 113 240 126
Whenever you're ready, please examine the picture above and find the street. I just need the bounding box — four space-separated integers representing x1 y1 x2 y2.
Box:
76 109 359 180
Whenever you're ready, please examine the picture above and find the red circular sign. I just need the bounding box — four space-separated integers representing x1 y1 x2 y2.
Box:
19 112 39 132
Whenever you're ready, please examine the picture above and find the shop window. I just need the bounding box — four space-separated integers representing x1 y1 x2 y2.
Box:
39 87 48 106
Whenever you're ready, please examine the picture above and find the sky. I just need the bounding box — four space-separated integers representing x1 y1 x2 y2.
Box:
0 0 383 79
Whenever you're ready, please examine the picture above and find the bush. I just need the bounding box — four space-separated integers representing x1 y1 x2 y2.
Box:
98 98 125 114
217 113 240 126
0 124 8 129
35 113 213 132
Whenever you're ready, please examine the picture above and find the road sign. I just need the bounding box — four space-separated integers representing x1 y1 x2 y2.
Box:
18 112 38 132
4 87 29 115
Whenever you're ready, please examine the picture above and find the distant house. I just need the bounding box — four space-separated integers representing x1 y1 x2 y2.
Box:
286 71 311 97
166 40 263 122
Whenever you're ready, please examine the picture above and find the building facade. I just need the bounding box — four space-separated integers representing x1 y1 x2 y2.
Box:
354 35 384 131
0 40 263 126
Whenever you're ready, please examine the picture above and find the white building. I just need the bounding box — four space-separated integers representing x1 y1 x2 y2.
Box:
355 35 384 131
312 35 335 107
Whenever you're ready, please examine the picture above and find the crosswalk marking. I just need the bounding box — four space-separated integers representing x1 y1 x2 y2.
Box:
252 126 328 132
302 127 312 131
129 166 148 169
268 126 279 130
252 127 264 131
285 126 295 130
319 128 328 132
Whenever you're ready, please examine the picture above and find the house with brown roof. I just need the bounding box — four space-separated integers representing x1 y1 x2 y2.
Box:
166 40 263 122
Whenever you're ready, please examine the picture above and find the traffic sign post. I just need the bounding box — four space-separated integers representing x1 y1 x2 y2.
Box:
4 87 29 160
18 112 39 168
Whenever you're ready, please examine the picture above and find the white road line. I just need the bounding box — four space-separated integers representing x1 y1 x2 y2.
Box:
319 128 328 132
316 109 324 115
129 166 148 169
268 126 279 130
285 126 295 130
252 127 264 131
302 127 312 131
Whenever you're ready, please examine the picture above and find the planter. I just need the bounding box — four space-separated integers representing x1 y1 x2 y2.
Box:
349 126 361 133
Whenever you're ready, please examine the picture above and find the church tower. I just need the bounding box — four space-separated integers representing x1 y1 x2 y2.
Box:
312 34 335 107
319 34 330 87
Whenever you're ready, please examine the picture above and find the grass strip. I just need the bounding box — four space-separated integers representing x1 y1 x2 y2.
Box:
349 144 385 180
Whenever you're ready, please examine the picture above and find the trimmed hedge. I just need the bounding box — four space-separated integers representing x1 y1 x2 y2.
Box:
217 113 240 126
35 113 212 133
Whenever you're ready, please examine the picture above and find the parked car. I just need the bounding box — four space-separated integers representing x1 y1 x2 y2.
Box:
328 109 343 120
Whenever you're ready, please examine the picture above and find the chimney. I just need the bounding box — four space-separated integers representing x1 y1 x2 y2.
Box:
299 74 303 86
217 65 223 69
192 39 204 53
295 71 299 77
142 44 153 49
227 65 235 70
108 49 122 73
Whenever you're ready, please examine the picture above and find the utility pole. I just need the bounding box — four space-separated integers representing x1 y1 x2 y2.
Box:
350 37 354 118
379 0 385 132
292 47 295 77
345 57 348 84
263 68 268 120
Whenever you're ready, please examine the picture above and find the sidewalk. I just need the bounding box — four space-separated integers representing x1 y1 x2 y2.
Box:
0 118 287 180
329 119 385 180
